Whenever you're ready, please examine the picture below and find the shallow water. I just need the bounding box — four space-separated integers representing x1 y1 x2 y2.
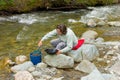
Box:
0 4 120 80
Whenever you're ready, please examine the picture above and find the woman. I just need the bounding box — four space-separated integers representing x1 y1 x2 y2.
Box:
38 24 84 54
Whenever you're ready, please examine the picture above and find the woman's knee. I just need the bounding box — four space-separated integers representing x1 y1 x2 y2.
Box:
56 42 66 50
50 39 60 47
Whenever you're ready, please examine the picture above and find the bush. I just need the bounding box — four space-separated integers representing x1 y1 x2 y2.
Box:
0 0 14 10
0 0 117 13
12 0 43 12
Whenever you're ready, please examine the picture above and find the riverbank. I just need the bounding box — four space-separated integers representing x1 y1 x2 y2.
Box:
0 0 120 16
0 5 87 16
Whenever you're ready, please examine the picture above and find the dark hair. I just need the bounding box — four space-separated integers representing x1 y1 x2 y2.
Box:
56 24 67 35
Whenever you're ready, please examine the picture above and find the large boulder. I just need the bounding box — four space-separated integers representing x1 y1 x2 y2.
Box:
81 30 98 43
81 69 105 80
44 54 74 68
75 60 97 73
102 74 119 80
11 61 34 73
68 44 99 62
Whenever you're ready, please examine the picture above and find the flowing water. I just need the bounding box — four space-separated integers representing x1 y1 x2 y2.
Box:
0 4 120 80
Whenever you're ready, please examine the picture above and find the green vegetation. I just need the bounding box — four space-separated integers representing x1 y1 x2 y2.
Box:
0 0 14 10
0 0 118 13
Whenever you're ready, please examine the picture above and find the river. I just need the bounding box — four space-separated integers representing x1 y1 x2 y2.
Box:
0 4 120 80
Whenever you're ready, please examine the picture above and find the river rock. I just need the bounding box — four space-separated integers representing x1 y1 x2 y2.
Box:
11 61 34 73
108 60 120 76
68 44 99 62
68 19 78 23
113 44 120 51
103 50 115 59
44 54 74 68
53 77 64 80
102 74 113 80
95 37 104 43
102 74 119 80
6 59 15 66
75 60 97 73
81 69 105 80
87 19 97 27
81 30 98 43
15 55 28 64
14 71 34 80
36 62 47 68
97 20 106 26
31 71 42 77
28 66 36 72
108 21 120 27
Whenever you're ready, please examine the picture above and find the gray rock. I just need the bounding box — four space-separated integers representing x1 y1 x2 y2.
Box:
14 71 34 80
44 54 74 68
11 61 34 73
75 60 97 73
81 69 105 80
109 60 120 76
68 44 99 62
81 30 98 43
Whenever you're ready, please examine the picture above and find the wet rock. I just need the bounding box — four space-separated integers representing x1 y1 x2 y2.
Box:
31 71 42 77
68 19 78 23
97 20 106 26
44 54 74 68
87 19 97 27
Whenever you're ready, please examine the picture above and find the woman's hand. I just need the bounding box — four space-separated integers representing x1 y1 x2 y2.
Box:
56 50 61 55
38 40 42 47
